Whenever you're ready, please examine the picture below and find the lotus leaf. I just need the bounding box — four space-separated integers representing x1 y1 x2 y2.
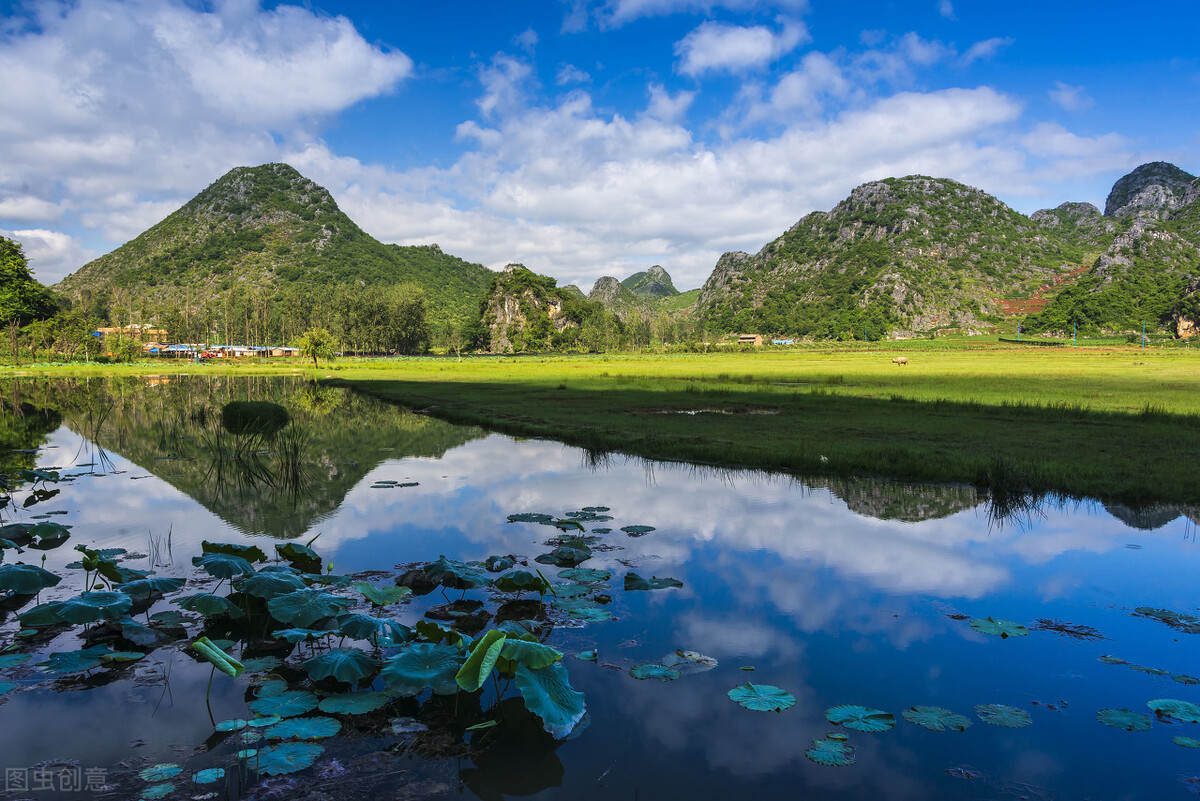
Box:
265 716 342 740
484 556 515 573
268 589 350 628
559 568 611 583
191 552 256 579
592 528 612 534
25 522 71 550
238 749 258 759
0 563 61 594
1130 664 1169 675
337 613 411 644
423 556 492 589
236 572 307 600
307 573 353 589
276 542 321 572
274 628 330 644
806 736 856 766
551 597 613 622
100 650 145 664
414 620 464 647
975 703 1032 728
191 636 245 678
175 593 245 619
624 573 683 591
513 662 587 739
1148 699 1200 723
499 639 563 670
582 506 610 512
241 656 284 672
249 715 283 728
318 692 390 715
494 570 550 595
303 649 378 684
1175 736 1200 748
0 538 23 552
17 601 64 627
661 650 719 675
254 742 324 775
0 653 30 669
260 565 301 575
138 764 182 782
117 617 172 648
552 519 586 532
0 681 16 694
40 645 111 673
968 617 1030 638
1097 655 1126 664
381 642 464 696
728 683 795 712
507 513 555 524
248 690 319 718
256 679 289 697
825 705 896 733
118 577 185 599
621 525 656 536
202 541 268 563
577 650 597 662
1174 674 1200 685
535 546 591 568
355 582 410 607
192 768 225 784
903 706 971 732
1134 607 1200 633
57 590 133 624
1097 708 1151 731
455 630 508 691
150 610 193 628
552 583 591 599
630 664 681 681
215 719 249 732
141 783 173 800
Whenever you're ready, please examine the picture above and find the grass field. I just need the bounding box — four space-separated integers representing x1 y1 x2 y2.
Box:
6 339 1200 504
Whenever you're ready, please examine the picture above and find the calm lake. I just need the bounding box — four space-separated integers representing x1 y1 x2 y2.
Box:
1 375 1199 801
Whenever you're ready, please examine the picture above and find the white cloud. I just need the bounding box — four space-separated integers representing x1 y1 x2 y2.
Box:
675 18 809 76
1049 80 1094 112
513 27 538 52
1 228 97 284
769 52 849 113
556 63 591 85
597 0 808 28
644 84 695 122
961 36 1013 65
938 0 956 19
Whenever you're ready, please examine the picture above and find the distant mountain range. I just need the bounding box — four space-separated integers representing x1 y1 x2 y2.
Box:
44 159 1200 343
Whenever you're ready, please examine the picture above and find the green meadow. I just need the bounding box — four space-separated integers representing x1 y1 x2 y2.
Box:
7 338 1200 504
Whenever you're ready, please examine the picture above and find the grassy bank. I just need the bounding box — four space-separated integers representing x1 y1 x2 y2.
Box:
5 341 1200 503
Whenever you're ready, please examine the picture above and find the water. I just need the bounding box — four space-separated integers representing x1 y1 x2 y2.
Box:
1 375 1199 800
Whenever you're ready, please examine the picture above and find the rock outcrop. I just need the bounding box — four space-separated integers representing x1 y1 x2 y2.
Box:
1104 161 1197 218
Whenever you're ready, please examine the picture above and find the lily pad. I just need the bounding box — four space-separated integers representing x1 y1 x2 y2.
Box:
24 522 71 550
551 582 592 599
248 690 320 718
825 705 896 733
0 653 30 669
241 656 284 672
494 570 550 595
662 650 718 675
304 649 379 684
1096 708 1151 731
202 541 268 563
551 597 613 622
118 577 185 599
355 582 411 607
337 613 411 644
381 642 464 696
483 555 515 573
559 568 611 583
903 706 972 732
423 556 492 590
276 542 321 572
0 563 61 594
254 742 324 775
1148 699 1200 724
624 573 683 591
57 590 133 624
192 767 225 784
727 683 796 712
806 735 856 766
507 513 555 524
968 617 1030 638
0 681 16 695
17 601 65 627
1175 736 1200 748
513 662 587 739
274 628 332 644
630 663 681 681
191 552 256 579
975 703 1032 728
39 645 112 673
141 783 174 800
577 650 598 662
215 719 249 732
318 692 390 715
534 546 592 568
1134 607 1200 633
138 764 182 782
1173 674 1200 685
236 572 308 600
175 593 245 619
582 506 610 512
1097 655 1127 665
621 525 656 536
265 716 342 740
268 589 350 629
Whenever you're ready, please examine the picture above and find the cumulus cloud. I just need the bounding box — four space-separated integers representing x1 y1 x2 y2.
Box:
556 63 591 85
961 36 1013 65
675 18 809 76
1 228 97 284
1049 80 1094 111
937 0 955 19
595 0 808 28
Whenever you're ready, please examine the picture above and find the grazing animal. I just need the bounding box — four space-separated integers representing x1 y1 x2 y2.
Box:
892 356 908 366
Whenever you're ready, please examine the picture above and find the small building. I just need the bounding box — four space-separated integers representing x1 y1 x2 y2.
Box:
772 339 795 345
737 334 763 346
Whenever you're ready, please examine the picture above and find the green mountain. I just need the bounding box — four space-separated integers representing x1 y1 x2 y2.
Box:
474 264 606 352
696 175 1094 338
52 163 494 336
621 265 679 299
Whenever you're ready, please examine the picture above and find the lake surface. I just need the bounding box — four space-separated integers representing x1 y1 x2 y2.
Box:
1 375 1199 800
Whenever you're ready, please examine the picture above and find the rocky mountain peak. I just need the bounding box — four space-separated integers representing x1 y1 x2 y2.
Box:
621 264 679 298
1104 161 1197 218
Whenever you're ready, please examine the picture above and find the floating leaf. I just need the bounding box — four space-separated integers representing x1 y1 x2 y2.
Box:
507 513 555 524
662 650 718 675
116 616 172 648
202 541 268 563
215 719 249 732
265 716 342 740
728 683 795 712
138 764 182 782
381 642 463 696
118 577 185 599
241 656 284 672
57 590 133 624
975 703 1032 728
513 662 587 739
192 767 225 784
903 706 972 732
1175 736 1200 748
1148 699 1200 724
276 542 321 572
1173 674 1200 685
238 749 258 759
0 563 61 594
551 597 613 622
494 570 550 595
630 664 681 681
175 593 245 619
268 589 350 628
621 525 656 536
318 692 390 715
0 681 16 695
625 573 683 591
355 582 410 607
273 628 331 644
100 650 145 664
1134 607 1200 633
826 705 896 733
582 506 610 513
248 691 319 719
254 742 323 775
552 583 591 599
1130 665 1169 675
249 715 283 728
236 572 307 600
17 601 64 627
552 519 585 532
559 568 611 583
483 556 515 573
303 649 378 684
968 617 1030 638
25 522 71 550
423 556 492 590
1097 655 1127 665
414 620 464 648
806 735 856 766
191 552 256 580
576 650 597 662
39 645 111 673
337 613 411 644
534 546 591 568
1096 708 1151 731
0 653 30 669
141 783 174 799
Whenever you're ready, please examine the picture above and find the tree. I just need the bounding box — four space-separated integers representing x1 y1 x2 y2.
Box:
0 236 57 326
296 327 337 368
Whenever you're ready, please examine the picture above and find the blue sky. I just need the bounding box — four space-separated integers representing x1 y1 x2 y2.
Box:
1 0 1197 291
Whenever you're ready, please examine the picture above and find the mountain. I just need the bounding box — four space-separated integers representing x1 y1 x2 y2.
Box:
621 265 679 299
1029 202 1117 250
474 264 604 352
1025 162 1200 335
696 176 1094 338
588 276 645 318
53 163 494 334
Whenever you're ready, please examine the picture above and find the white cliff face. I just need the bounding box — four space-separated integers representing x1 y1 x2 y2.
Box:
1104 161 1197 218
